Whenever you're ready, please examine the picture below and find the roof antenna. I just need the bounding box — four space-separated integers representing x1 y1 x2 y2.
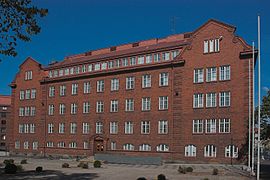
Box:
170 16 179 34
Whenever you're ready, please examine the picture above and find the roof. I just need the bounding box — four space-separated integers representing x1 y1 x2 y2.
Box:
0 95 11 105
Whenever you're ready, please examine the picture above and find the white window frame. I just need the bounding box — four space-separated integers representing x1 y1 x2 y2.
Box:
206 92 216 107
110 122 118 134
83 102 90 114
83 82 91 94
71 83 78 95
156 144 169 152
126 76 135 90
219 118 231 133
111 78 119 91
110 100 118 112
70 122 77 134
96 122 103 134
82 122 90 134
158 120 168 134
159 96 168 110
185 145 196 157
125 98 134 111
205 119 216 133
193 93 204 108
125 121 133 134
219 91 230 107
219 65 231 81
206 67 217 82
141 121 150 134
97 80 105 92
96 101 104 113
192 119 203 133
142 74 151 88
159 72 169 86
194 69 204 83
204 145 217 157
142 97 151 111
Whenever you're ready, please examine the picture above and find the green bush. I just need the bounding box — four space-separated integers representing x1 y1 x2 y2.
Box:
213 168 218 175
137 178 147 180
93 160 101 168
77 162 85 168
186 167 193 172
82 163 88 169
3 159 14 165
178 166 186 174
20 159 27 164
62 163 69 168
4 163 17 174
16 164 24 172
36 166 43 172
157 174 166 180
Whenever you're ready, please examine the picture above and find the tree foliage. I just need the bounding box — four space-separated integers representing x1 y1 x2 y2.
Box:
0 0 48 59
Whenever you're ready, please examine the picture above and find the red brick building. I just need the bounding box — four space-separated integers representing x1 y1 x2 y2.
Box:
8 19 255 163
0 95 11 151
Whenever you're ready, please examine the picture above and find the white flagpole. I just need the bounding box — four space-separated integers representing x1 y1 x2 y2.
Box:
248 55 251 170
251 41 255 175
257 15 261 180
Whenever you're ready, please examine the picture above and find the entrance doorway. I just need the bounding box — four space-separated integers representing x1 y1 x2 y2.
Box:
94 140 104 153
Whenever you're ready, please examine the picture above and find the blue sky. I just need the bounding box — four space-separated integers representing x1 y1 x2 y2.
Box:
0 0 269 99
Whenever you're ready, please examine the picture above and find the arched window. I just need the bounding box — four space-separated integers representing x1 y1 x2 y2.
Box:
156 144 169 152
185 145 196 157
225 145 238 158
204 145 217 157
123 143 134 151
139 144 151 151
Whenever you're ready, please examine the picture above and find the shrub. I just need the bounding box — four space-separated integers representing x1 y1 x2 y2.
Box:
82 163 88 169
77 162 85 168
21 159 27 164
16 165 24 172
62 163 69 168
178 166 186 174
36 166 43 172
4 163 17 174
3 159 14 165
213 168 218 175
137 178 147 180
186 167 193 172
93 160 101 168
157 174 166 180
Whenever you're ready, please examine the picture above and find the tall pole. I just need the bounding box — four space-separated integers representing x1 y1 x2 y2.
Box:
248 56 251 169
251 41 255 175
257 15 261 180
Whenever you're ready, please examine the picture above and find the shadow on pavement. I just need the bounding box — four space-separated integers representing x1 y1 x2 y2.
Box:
261 161 270 180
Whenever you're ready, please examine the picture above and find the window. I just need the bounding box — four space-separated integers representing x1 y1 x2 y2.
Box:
219 118 231 133
84 82 91 94
142 74 151 88
48 123 54 133
58 142 65 148
115 59 121 67
193 93 204 108
130 57 136 66
59 123 65 133
19 124 23 133
126 76 135 90
97 80 104 92
219 65 231 81
159 72 169 86
71 83 78 95
71 103 78 114
96 101 104 113
48 104 54 115
25 106 30 116
193 120 203 133
108 61 114 69
59 104 66 115
25 89 30 99
110 122 118 134
82 65 86 73
141 121 150 134
125 121 133 134
54 70 59 77
69 142 77 148
94 63 101 71
204 145 217 157
83 141 89 149
49 86 55 97
88 64 93 72
30 124 35 133
172 50 179 58
83 123 90 134
74 66 80 74
70 123 77 134
225 145 238 158
206 67 217 82
60 85 66 96
30 107 36 116
33 141 38 150
2 107 7 111
25 71 32 80
101 62 107 70
110 100 118 112
31 89 36 99
146 54 152 64
139 144 151 151
142 97 151 111
158 120 168 134
83 102 90 114
111 78 119 91
24 141 29 149
206 93 216 107
46 142 54 147
15 141 20 149
138 56 144 64
123 143 134 151
185 145 196 157
122 58 128 66
156 144 169 152
19 90 25 100
125 99 134 111
159 96 168 110
19 107 24 116
162 52 170 61
96 122 103 134
219 91 230 107
24 124 29 133
70 67 74 74
205 119 216 133
209 39 214 53
194 69 204 83
154 53 160 62
64 68 69 75
111 142 116 150
204 40 209 53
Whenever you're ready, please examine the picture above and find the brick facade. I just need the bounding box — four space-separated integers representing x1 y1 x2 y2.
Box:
8 19 255 164
0 95 11 151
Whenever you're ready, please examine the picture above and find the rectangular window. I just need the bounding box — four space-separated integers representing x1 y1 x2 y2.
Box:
162 52 170 61
110 100 118 112
82 65 86 73
172 50 179 58
108 61 114 69
159 72 169 86
206 93 216 107
24 141 29 149
59 104 66 115
84 82 91 94
70 103 78 114
219 65 231 81
33 141 38 150
58 142 65 148
111 142 116 150
83 141 89 149
71 83 78 95
142 97 151 111
206 67 217 82
219 91 230 107
194 69 204 83
219 118 231 133
83 102 90 114
69 142 77 148
145 54 152 64
30 124 35 133
25 71 32 80
30 106 36 116
60 85 66 96
138 56 144 64
110 122 118 134
204 40 209 53
88 64 93 72
125 98 134 111
70 67 74 74
70 123 77 134
209 39 214 53
96 101 104 113
141 121 150 134
205 119 216 133
193 119 203 133
49 86 55 97
111 78 119 91
15 141 20 149
59 69 64 76
97 80 104 92
19 90 25 100
94 63 101 71
115 59 121 67
158 120 168 134
193 93 204 108
64 68 69 75
48 123 54 133
159 96 168 110
59 123 65 133
101 62 107 70
142 74 151 88
46 142 54 147
126 76 135 90
25 89 31 99
19 107 24 116
214 38 220 52
96 122 103 134
130 57 136 66
154 53 161 62
25 106 30 116
125 121 133 134
83 122 90 134
31 89 36 99
122 58 128 66
48 104 54 115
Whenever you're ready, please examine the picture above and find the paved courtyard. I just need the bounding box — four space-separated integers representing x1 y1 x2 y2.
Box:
0 156 255 180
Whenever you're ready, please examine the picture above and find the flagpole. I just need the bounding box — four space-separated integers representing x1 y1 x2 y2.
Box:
257 15 261 180
251 41 255 175
248 53 251 170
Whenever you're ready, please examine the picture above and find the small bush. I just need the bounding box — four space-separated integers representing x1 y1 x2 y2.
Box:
178 166 186 174
82 163 88 169
3 159 14 165
4 163 17 174
16 165 24 172
157 174 166 180
36 166 43 172
20 159 27 164
137 178 147 180
77 162 85 168
213 168 218 175
93 160 101 168
62 163 69 168
186 167 193 172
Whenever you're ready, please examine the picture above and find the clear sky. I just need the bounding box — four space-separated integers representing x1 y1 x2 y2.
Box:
0 0 269 98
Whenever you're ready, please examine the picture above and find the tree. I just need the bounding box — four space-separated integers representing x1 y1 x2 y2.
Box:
0 0 48 60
